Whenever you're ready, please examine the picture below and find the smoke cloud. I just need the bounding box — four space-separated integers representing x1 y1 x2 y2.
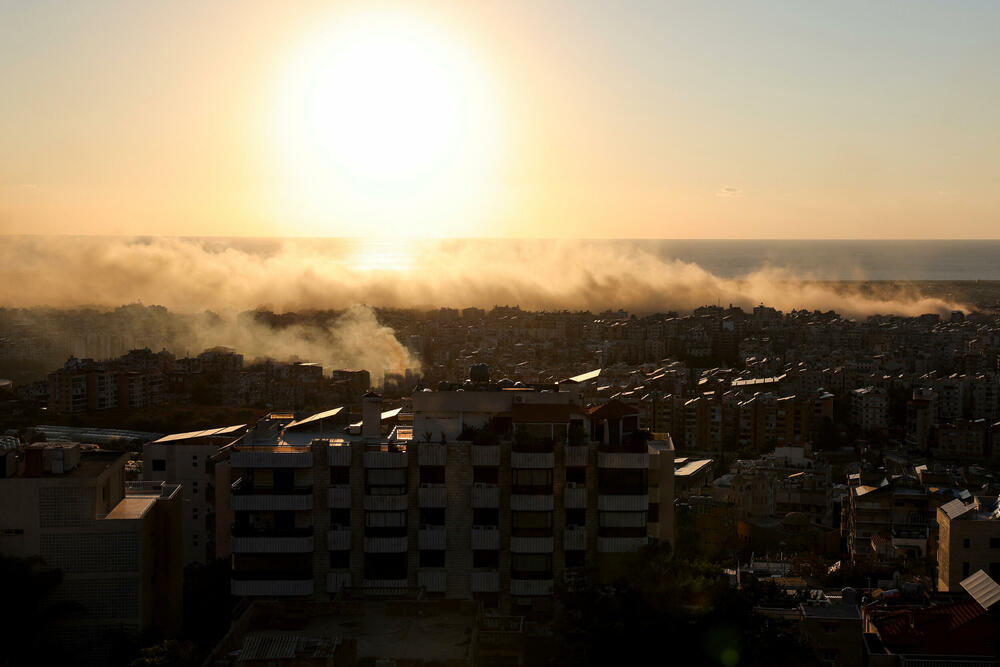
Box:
0 236 971 317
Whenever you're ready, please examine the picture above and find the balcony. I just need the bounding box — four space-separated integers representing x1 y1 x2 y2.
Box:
510 536 554 553
418 526 447 550
597 494 648 512
471 484 500 508
511 452 554 469
471 526 500 550
327 527 352 550
231 578 314 597
364 536 408 553
471 446 500 466
362 579 410 595
510 494 554 511
364 494 409 511
597 452 649 469
564 446 588 467
328 486 351 508
327 571 352 593
364 450 408 469
510 579 553 596
231 528 314 553
418 484 447 507
418 569 447 593
563 526 587 550
418 444 447 466
231 487 314 512
470 569 500 593
231 449 313 468
563 486 587 508
328 445 352 466
597 536 648 553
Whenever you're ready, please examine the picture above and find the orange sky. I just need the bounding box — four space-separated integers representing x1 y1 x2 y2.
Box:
2 1 999 239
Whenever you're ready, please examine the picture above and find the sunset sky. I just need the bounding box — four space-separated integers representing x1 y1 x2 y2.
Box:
2 0 999 239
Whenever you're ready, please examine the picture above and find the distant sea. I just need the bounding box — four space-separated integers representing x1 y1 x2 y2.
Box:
609 239 1000 281
283 238 1000 281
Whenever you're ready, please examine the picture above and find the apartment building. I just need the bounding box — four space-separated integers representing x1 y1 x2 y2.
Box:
843 477 939 564
0 443 182 661
228 387 673 615
936 496 1000 591
143 424 248 563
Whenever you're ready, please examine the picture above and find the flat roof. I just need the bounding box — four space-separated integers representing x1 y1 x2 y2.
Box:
104 495 156 520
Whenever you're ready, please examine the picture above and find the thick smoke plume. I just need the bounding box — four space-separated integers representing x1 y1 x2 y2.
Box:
0 236 970 317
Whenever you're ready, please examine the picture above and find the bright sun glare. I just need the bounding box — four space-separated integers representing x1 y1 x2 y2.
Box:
270 8 502 238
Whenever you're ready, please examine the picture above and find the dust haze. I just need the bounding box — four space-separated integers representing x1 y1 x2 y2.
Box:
0 236 971 317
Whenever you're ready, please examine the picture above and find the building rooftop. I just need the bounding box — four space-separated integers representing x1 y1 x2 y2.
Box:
104 495 157 520
150 424 246 444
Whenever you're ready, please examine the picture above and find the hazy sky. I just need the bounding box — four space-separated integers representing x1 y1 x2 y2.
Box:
2 0 999 239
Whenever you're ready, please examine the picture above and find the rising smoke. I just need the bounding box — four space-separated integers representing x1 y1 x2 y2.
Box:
0 235 971 316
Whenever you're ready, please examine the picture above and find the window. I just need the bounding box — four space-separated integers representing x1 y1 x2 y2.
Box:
565 509 586 526
419 466 445 484
512 469 552 487
512 553 551 574
648 503 659 523
192 481 198 495
963 538 971 549
566 467 585 485
473 550 499 568
473 509 499 526
330 466 350 485
330 509 350 527
191 454 198 468
990 538 1000 549
420 508 445 525
419 550 445 567
366 468 407 494
151 459 166 472
329 551 350 568
565 551 585 567
963 562 970 578
473 467 498 484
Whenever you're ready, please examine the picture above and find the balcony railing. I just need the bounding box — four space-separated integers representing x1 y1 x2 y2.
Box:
563 526 587 550
327 571 352 593
231 534 314 553
418 526 447 550
471 484 500 508
510 494 554 511
418 444 447 466
364 536 408 553
563 486 587 508
328 486 351 508
327 527 352 550
510 536 554 553
597 536 648 553
418 569 447 593
471 446 501 466
328 445 352 466
470 569 500 593
364 494 409 511
564 446 588 467
597 451 649 469
471 526 500 550
418 484 447 507
597 494 648 512
364 450 408 469
231 449 313 468
231 493 313 512
510 578 554 596
511 452 554 469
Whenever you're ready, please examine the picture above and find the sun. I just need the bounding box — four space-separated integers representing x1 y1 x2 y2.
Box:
269 7 502 237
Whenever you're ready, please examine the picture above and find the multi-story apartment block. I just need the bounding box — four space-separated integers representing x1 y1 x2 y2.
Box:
0 443 182 662
228 386 673 616
851 386 888 432
937 497 1000 591
143 424 248 563
843 477 939 564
